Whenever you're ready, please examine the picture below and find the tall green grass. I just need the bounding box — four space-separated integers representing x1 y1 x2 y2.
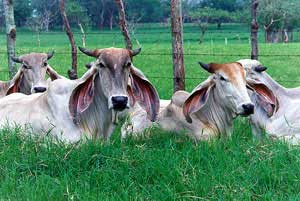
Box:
0 23 300 199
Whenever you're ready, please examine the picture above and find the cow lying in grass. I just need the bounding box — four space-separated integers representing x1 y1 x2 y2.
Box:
122 61 271 141
238 59 300 144
0 47 159 143
0 52 61 97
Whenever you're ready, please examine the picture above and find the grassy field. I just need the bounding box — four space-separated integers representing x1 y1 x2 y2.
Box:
1 23 300 200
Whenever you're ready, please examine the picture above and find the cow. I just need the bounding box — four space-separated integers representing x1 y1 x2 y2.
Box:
122 61 260 141
0 47 159 143
0 52 61 97
238 59 300 144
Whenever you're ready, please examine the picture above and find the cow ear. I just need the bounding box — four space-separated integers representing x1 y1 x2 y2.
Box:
6 69 23 95
47 66 62 81
129 66 160 121
183 82 214 123
69 70 98 123
247 82 278 117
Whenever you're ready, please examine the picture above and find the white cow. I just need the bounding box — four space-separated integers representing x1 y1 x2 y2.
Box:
122 61 258 141
0 47 159 143
238 59 300 144
0 52 60 97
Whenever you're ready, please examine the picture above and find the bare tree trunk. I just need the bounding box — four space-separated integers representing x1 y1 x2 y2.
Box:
78 23 86 47
109 11 114 30
283 29 288 43
170 0 185 92
59 0 78 79
3 0 17 79
251 0 259 60
115 0 132 49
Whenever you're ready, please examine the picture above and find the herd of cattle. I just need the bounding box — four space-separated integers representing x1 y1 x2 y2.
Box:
0 47 299 144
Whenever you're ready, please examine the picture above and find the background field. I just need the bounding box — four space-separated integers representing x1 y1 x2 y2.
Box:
1 23 300 200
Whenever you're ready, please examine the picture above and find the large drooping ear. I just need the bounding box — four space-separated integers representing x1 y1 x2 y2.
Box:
46 66 63 81
6 69 23 95
129 66 159 121
247 81 278 117
69 68 98 123
183 80 214 123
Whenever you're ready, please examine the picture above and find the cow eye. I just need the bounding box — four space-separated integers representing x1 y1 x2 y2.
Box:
99 62 105 68
126 62 131 67
23 64 30 69
44 62 48 67
220 75 227 81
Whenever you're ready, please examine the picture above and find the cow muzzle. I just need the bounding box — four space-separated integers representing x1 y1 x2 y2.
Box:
238 103 255 116
111 96 129 111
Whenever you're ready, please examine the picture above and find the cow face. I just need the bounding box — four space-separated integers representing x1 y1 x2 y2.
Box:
11 51 56 94
72 47 159 122
185 62 255 119
237 59 277 117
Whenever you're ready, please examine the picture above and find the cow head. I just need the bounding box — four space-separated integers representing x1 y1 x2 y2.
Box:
183 62 255 123
71 47 159 122
237 59 278 117
9 51 58 95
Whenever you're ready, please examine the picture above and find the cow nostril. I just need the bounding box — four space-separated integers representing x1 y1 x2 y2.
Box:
111 96 128 110
242 104 254 115
34 87 47 93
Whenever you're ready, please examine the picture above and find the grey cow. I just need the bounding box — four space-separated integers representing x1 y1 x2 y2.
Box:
122 61 261 141
238 59 300 144
0 47 159 143
0 51 61 97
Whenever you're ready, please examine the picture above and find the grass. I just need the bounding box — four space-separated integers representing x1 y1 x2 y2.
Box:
1 23 300 199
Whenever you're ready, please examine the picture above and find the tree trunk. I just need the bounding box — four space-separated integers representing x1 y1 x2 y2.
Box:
3 0 17 79
109 12 114 30
59 0 78 79
170 0 185 92
115 0 132 50
250 0 259 60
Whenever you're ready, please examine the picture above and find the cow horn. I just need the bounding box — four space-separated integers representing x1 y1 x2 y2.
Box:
254 65 267 72
198 62 211 72
11 56 23 63
79 47 99 58
130 47 142 57
47 51 55 60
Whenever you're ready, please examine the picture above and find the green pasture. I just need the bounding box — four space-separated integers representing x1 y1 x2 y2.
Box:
0 23 300 200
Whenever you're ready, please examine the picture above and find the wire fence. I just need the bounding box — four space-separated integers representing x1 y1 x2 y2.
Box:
1 28 300 84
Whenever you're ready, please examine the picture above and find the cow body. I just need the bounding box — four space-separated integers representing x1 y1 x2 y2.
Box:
122 62 257 141
239 59 300 144
0 47 159 143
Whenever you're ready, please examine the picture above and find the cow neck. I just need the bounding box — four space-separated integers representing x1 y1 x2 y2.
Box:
195 87 234 137
78 75 113 140
19 75 31 95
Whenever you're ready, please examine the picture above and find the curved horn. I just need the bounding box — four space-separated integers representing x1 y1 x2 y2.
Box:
79 47 99 58
11 56 23 63
130 47 142 57
198 62 212 73
47 51 55 60
254 65 267 72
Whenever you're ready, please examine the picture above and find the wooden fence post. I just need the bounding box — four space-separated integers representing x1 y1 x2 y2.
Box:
59 0 78 79
251 0 259 60
3 0 17 79
171 0 185 92
115 0 133 50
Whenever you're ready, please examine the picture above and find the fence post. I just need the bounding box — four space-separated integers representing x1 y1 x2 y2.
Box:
115 0 133 50
251 0 259 60
3 0 17 79
170 0 185 92
59 0 78 80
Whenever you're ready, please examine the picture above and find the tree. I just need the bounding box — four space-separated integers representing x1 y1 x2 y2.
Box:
251 0 259 60
3 0 17 78
14 0 31 27
59 0 77 79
